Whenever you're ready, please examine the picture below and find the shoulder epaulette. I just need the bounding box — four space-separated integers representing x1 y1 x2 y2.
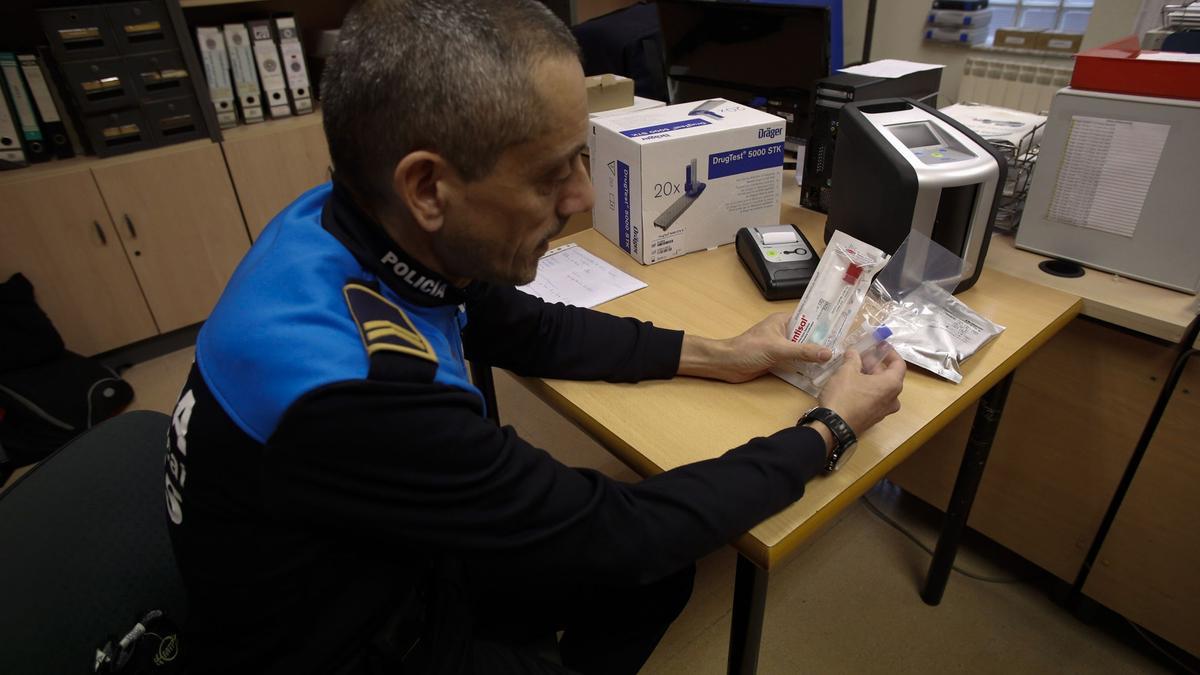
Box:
343 282 438 380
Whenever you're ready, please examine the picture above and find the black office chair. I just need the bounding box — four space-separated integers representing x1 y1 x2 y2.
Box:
572 2 668 102
0 410 186 674
1161 30 1200 54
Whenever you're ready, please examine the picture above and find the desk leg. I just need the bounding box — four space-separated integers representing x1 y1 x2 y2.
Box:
727 553 769 675
921 372 1014 606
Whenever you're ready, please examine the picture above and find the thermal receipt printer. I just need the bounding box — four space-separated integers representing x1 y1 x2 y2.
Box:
736 224 819 300
824 98 1006 293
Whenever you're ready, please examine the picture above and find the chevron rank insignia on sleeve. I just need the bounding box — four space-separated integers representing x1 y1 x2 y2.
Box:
343 283 438 364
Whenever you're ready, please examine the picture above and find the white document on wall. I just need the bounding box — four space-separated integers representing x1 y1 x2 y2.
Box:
1046 116 1170 238
517 243 647 308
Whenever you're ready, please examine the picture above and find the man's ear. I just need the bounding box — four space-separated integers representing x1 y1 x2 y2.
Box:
392 151 461 234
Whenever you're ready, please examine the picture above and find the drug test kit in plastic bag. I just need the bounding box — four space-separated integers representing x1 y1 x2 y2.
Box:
863 279 1003 384
868 231 1005 383
773 229 1005 394
772 230 890 395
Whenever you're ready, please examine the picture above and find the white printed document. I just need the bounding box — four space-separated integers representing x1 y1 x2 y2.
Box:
517 243 647 308
839 59 944 79
1046 116 1170 238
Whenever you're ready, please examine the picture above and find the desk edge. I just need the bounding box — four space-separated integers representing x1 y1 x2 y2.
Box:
758 296 1084 569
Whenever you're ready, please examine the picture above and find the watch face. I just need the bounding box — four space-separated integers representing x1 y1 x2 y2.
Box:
834 441 858 470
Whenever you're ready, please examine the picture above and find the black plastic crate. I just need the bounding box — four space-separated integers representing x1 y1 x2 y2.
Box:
106 1 175 55
83 108 154 157
126 51 191 102
143 96 205 145
61 57 136 113
40 7 119 63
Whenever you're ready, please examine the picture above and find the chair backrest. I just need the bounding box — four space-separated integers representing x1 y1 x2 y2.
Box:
572 3 668 102
0 410 185 674
1161 30 1200 54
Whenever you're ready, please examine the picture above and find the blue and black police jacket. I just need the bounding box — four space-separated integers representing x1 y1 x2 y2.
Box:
164 181 828 673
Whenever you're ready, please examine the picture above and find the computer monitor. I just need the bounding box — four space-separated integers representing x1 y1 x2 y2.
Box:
656 0 843 149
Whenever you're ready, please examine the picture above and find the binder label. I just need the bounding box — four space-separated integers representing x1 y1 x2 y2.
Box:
17 55 61 123
0 54 42 141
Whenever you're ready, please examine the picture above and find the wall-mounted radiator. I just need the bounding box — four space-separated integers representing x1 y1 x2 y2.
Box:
957 57 1073 114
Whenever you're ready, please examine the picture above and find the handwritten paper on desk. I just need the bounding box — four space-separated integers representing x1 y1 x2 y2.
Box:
517 243 647 308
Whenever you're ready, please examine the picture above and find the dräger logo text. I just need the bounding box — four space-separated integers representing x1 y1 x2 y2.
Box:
758 127 782 139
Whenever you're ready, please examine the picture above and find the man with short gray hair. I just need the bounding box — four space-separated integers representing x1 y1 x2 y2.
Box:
165 1 905 673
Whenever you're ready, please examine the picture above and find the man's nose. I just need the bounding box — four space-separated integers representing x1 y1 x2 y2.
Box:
558 156 595 218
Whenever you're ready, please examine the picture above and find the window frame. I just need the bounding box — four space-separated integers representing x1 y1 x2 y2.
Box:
985 0 1093 46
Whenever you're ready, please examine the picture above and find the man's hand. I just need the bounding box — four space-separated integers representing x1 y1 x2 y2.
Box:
678 312 833 384
816 347 906 437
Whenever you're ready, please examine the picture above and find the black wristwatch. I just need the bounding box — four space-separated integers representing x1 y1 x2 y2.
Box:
799 406 858 473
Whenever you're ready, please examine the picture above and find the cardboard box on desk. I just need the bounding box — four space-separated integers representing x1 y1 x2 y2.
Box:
993 28 1044 49
1037 32 1083 54
589 98 786 265
589 95 665 119
585 74 634 113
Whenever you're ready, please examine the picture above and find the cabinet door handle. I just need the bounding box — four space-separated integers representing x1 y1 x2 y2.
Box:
94 220 108 245
124 214 138 239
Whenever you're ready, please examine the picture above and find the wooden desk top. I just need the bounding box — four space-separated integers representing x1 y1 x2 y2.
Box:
984 234 1199 347
520 223 1081 569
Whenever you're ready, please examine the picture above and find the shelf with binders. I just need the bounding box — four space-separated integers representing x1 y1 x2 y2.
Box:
180 0 347 140
42 0 220 156
0 0 221 174
218 101 322 142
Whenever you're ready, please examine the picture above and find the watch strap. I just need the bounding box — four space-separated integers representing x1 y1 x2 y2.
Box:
800 407 857 472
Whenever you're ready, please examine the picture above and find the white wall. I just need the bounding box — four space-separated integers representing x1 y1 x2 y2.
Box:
842 0 1143 106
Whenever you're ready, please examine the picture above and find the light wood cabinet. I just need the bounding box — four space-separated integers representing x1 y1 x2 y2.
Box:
1083 358 1199 657
888 318 1174 582
92 143 250 333
890 315 1200 656
221 112 331 239
0 168 158 355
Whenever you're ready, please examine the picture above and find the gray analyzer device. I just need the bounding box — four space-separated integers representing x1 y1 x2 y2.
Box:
1015 88 1200 293
825 98 1006 294
736 224 819 300
653 158 706 231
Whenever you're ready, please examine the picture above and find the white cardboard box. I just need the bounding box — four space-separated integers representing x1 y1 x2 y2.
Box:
589 99 786 265
589 96 666 119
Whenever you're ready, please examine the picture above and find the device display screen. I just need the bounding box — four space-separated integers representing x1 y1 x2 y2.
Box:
889 123 941 148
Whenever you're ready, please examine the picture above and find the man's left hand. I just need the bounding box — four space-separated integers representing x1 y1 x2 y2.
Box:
677 312 832 384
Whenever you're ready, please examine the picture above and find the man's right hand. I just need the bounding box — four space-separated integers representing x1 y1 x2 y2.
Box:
818 347 907 437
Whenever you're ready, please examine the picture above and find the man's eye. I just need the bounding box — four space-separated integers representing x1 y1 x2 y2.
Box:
539 170 570 193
